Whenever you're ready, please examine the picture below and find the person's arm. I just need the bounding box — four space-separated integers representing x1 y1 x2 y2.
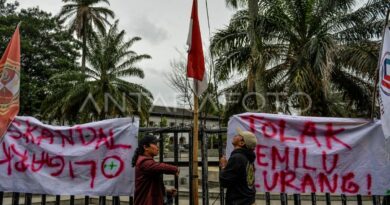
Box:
141 159 179 175
219 155 243 188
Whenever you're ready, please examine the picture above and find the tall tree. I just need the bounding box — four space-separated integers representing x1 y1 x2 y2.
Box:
0 5 80 117
42 21 153 123
58 0 114 73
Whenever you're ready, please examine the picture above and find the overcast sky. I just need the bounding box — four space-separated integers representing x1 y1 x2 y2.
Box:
17 0 235 108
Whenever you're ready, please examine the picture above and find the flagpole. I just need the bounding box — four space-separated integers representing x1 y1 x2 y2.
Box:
192 94 199 205
371 8 390 119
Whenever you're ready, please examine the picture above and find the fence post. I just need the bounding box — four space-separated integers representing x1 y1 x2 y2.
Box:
174 131 179 205
201 129 209 205
218 133 224 205
159 132 164 163
24 193 32 205
189 129 194 205
41 194 46 205
11 192 19 205
311 193 316 205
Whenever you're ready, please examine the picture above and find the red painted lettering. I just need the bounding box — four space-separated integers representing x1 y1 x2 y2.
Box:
256 144 269 167
299 121 321 147
101 156 125 178
279 120 296 142
318 173 338 193
75 160 97 188
281 170 299 192
325 123 350 150
341 172 359 193
263 170 279 191
0 143 13 175
302 148 316 171
47 155 65 176
322 151 338 174
271 146 289 170
301 174 316 193
36 129 54 145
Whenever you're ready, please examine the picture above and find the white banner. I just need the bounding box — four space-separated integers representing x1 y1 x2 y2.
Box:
379 26 390 139
0 116 138 196
227 113 390 195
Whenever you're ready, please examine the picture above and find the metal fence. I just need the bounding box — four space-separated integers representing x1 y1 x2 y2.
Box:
0 127 388 205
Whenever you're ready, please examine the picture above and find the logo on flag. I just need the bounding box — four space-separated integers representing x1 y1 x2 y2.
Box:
0 24 20 140
381 52 390 96
0 60 20 111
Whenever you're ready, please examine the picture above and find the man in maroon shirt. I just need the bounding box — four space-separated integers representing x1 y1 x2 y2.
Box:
132 135 179 205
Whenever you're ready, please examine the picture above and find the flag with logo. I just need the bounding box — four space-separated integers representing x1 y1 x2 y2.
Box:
187 0 207 96
0 24 20 140
379 26 390 139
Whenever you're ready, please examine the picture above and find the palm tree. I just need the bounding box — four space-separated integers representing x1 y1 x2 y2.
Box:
42 21 153 122
58 0 115 73
212 0 387 117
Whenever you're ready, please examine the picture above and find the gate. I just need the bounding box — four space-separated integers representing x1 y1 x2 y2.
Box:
0 127 387 205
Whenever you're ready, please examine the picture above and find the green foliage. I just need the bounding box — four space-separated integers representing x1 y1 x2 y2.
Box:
160 117 168 127
212 0 387 117
41 22 153 123
58 0 115 71
0 4 80 117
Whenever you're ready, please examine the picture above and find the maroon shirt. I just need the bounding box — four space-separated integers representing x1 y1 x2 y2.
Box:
134 155 178 205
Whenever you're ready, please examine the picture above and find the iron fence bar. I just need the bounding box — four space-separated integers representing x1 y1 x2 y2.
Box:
129 196 134 205
55 195 60 205
84 196 89 205
174 131 179 205
139 127 192 133
325 193 331 205
112 196 119 205
99 196 106 205
24 193 32 205
265 192 271 205
201 129 209 205
159 132 164 163
189 129 194 205
383 196 390 205
12 192 19 205
341 194 347 205
280 193 288 205
294 194 301 205
372 195 380 205
311 193 317 205
0 192 3 205
70 195 75 205
357 194 362 205
218 132 224 205
203 128 227 133
41 194 46 205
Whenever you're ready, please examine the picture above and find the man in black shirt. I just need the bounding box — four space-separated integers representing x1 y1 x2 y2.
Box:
220 128 257 205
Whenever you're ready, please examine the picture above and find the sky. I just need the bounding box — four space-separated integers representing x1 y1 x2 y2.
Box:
17 0 235 108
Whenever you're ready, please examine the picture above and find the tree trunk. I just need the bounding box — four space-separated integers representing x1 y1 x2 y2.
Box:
247 0 268 112
81 17 87 74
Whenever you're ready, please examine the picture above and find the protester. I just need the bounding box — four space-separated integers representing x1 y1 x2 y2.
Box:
132 135 179 205
220 128 257 205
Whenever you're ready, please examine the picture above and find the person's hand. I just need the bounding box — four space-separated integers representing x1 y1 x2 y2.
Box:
220 155 227 169
166 188 177 196
175 167 180 176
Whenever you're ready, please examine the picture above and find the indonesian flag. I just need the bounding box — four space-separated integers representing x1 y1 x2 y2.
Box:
0 24 20 140
187 0 207 97
379 26 390 139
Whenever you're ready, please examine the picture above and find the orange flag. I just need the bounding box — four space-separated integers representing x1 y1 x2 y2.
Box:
0 24 20 140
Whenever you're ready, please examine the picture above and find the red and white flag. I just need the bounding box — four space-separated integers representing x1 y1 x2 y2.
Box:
187 0 207 97
0 24 20 140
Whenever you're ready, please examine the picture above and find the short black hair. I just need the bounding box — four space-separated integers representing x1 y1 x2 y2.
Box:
139 135 159 147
